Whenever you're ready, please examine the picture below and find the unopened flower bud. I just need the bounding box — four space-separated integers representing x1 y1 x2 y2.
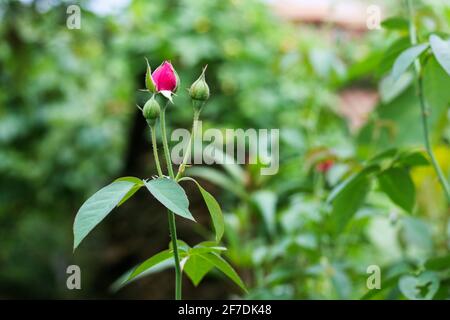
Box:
143 95 161 126
189 66 210 102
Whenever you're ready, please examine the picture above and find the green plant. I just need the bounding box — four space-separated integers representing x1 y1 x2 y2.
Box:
72 61 246 300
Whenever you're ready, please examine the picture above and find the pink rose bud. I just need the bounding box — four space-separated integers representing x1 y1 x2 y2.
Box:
152 61 179 93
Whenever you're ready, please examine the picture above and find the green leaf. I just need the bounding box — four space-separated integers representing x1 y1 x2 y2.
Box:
73 180 137 250
182 254 214 286
179 177 224 242
424 254 450 271
391 43 429 82
399 271 440 300
192 241 227 254
423 56 450 137
368 148 398 164
252 190 277 236
381 17 409 30
128 249 174 281
396 150 429 167
361 274 402 300
379 72 413 103
378 167 415 212
144 178 195 221
378 37 411 76
115 177 144 206
111 257 173 292
199 252 247 292
327 165 378 204
429 34 450 76
330 174 370 233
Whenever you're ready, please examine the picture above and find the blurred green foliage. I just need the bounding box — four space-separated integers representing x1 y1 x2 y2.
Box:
0 0 449 299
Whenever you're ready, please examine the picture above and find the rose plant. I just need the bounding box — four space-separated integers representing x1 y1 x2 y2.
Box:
72 60 246 299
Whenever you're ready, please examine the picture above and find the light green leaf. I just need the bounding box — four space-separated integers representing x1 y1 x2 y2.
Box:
399 271 440 300
200 252 247 292
378 167 415 212
144 178 195 221
192 241 227 254
391 43 429 82
115 176 144 206
429 34 450 76
111 257 173 292
128 249 174 281
179 177 224 242
73 180 137 250
252 190 277 236
183 254 214 286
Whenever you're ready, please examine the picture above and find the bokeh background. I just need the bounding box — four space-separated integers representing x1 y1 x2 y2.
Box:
1 0 449 299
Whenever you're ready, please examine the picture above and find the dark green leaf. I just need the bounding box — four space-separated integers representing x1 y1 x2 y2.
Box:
378 167 415 212
396 150 429 167
144 178 195 221
368 148 398 164
327 165 378 204
73 180 137 250
424 254 450 271
381 17 409 30
330 174 371 233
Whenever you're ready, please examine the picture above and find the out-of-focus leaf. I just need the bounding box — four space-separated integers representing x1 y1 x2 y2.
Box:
379 72 413 103
368 148 398 164
327 165 378 204
379 37 411 76
399 271 440 300
425 254 450 271
391 43 429 82
331 175 371 232
252 190 277 236
429 34 450 76
423 56 450 138
186 167 246 198
378 167 415 213
396 150 429 167
381 17 409 30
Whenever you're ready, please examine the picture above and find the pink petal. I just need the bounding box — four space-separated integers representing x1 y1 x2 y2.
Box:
152 61 177 92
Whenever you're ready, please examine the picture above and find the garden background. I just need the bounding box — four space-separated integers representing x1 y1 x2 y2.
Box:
1 0 449 299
